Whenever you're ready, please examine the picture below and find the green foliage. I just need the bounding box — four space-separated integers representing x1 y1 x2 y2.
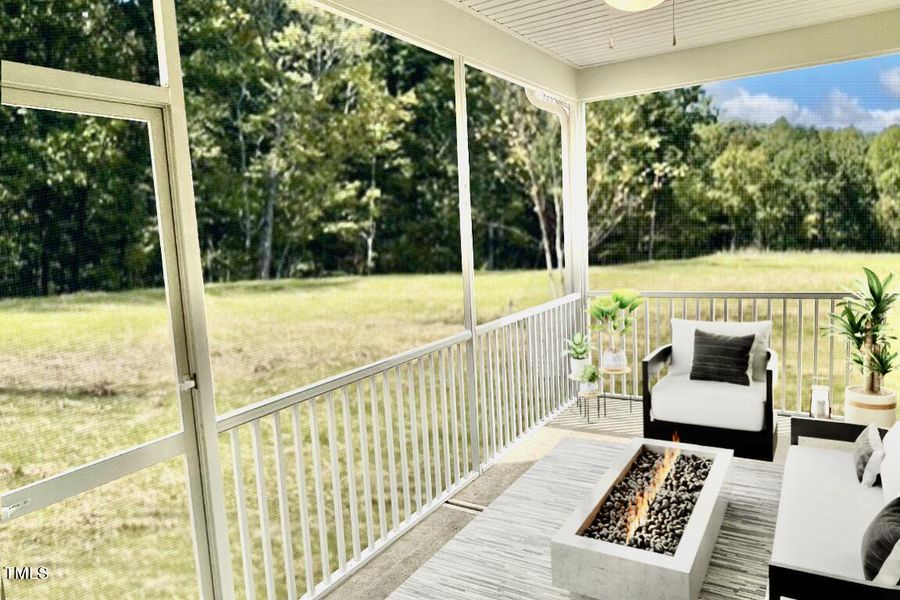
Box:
564 331 590 359
580 364 599 384
3 0 900 299
589 289 643 338
828 268 897 390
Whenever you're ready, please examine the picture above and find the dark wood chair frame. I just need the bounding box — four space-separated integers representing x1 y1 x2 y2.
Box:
768 417 899 600
641 344 777 461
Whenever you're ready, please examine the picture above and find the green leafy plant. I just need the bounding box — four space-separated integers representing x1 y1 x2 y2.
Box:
564 332 590 360
827 268 897 394
580 364 599 384
589 288 643 352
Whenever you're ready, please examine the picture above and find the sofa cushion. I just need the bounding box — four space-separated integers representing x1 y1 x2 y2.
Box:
854 423 886 487
863 497 900 585
670 319 771 382
650 373 766 431
885 422 900 456
883 450 900 504
690 329 755 386
771 446 885 583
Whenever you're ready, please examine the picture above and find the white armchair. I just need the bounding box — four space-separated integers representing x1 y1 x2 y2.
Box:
642 319 779 461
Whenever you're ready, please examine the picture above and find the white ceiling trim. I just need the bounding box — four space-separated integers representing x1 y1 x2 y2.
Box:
577 7 900 101
449 0 900 69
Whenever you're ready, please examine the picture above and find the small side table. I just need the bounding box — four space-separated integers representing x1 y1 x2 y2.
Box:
570 367 632 423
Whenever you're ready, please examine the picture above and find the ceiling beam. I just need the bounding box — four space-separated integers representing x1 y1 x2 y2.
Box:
309 0 578 100
577 8 900 101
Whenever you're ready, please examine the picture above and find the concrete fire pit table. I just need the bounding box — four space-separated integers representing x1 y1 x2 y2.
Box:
551 438 733 600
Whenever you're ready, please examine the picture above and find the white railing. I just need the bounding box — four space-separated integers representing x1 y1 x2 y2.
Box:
215 293 581 599
587 290 851 414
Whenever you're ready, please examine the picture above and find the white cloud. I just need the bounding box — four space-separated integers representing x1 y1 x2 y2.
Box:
881 67 900 98
706 85 900 133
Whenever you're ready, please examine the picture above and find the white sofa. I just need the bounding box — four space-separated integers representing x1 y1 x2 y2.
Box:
769 421 900 599
642 319 779 460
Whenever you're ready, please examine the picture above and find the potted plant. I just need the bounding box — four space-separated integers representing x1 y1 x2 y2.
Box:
827 268 898 427
564 332 591 377
579 364 599 394
589 288 643 371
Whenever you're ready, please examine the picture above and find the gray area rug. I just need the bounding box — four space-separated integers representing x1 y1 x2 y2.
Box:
389 438 781 600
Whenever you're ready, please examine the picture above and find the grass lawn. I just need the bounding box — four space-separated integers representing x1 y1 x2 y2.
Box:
2 250 898 598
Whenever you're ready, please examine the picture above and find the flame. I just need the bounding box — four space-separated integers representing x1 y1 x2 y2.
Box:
624 433 681 544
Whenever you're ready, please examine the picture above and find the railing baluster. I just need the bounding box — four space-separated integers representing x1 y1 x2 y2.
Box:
632 316 638 397
724 297 729 322
695 297 700 319
406 364 422 511
250 419 277 598
457 344 470 474
355 386 374 549
418 359 433 504
325 393 347 571
797 299 803 413
439 350 452 490
308 398 332 582
341 388 361 562
514 322 523 435
382 373 399 530
369 380 387 540
527 317 536 428
449 346 461 482
230 429 256 600
782 298 787 411
290 405 315 597
486 330 497 456
829 299 836 402
655 298 661 348
394 367 410 521
500 326 511 445
478 335 489 464
429 353 443 494
738 297 743 321
555 306 564 409
709 297 714 321
752 298 758 321
271 414 297 600
644 300 650 357
813 299 820 383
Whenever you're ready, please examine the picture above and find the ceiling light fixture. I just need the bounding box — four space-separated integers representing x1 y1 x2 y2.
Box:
604 0 665 12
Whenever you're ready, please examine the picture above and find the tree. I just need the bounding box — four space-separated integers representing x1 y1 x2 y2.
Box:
869 127 900 245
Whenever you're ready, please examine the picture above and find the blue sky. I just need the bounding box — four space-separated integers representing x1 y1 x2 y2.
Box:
703 53 900 132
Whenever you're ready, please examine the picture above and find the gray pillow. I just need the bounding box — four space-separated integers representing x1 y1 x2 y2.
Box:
862 496 900 585
689 330 755 386
854 424 886 487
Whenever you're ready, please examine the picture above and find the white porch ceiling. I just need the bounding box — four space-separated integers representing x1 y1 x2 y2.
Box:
447 0 900 69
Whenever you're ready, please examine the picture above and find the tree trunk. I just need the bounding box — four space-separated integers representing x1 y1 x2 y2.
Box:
864 334 882 394
647 192 657 262
258 186 275 280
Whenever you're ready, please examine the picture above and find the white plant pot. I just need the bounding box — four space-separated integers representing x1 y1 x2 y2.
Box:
579 381 598 394
601 349 627 371
569 356 591 378
844 385 897 428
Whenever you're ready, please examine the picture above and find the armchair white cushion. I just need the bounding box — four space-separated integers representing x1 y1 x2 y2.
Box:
670 319 772 381
651 374 767 431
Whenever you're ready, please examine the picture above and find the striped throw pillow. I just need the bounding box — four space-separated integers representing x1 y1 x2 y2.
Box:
689 329 755 386
862 496 900 585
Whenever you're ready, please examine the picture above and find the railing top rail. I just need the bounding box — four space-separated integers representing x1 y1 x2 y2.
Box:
587 290 847 300
217 330 471 433
475 292 580 334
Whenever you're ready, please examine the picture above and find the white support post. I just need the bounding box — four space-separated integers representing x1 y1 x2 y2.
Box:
564 101 590 327
153 1 235 598
454 57 482 473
